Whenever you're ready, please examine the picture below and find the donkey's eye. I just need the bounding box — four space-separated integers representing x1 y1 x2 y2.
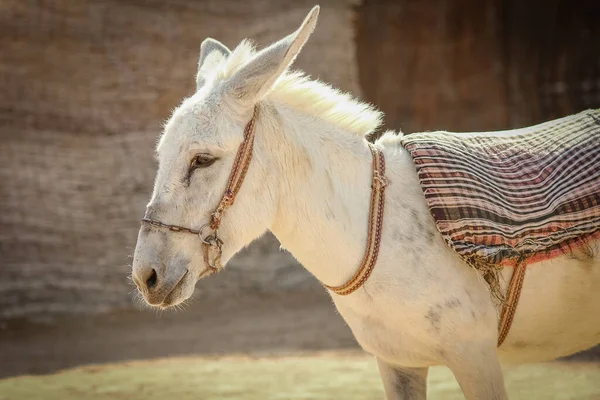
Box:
190 153 217 169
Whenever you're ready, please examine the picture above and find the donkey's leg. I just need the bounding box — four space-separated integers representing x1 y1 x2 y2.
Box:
377 359 428 400
444 342 508 400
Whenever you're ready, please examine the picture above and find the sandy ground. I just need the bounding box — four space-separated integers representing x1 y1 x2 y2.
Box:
0 289 599 399
1 353 599 400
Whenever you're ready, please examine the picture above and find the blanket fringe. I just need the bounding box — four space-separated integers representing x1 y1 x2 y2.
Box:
463 256 506 306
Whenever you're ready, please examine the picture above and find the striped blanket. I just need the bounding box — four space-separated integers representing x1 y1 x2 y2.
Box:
401 109 600 300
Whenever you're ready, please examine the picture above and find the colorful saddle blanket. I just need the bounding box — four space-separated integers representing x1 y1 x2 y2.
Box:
401 109 600 296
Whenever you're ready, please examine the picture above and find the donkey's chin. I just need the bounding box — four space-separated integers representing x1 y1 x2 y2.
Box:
160 282 194 309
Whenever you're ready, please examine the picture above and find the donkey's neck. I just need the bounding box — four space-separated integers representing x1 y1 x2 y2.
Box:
268 106 374 288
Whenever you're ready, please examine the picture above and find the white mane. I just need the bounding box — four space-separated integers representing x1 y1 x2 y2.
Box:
217 40 383 137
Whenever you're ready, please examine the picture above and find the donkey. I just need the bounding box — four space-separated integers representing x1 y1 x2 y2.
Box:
132 6 600 399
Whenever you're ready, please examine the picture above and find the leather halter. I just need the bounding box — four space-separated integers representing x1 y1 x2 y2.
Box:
140 104 388 294
142 105 260 276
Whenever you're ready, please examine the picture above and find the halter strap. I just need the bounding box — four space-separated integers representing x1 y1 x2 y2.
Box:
209 105 260 232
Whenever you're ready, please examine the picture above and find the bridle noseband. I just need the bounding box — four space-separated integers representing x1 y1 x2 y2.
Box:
140 104 389 295
141 105 260 276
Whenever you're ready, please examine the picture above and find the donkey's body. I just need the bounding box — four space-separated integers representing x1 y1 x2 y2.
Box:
329 138 600 366
260 103 600 398
132 7 600 399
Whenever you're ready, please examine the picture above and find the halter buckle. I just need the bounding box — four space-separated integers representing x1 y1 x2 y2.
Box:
203 236 223 272
198 223 218 245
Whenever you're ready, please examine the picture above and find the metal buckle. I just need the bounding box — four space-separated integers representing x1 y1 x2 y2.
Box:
204 235 223 250
198 223 216 245
204 239 223 270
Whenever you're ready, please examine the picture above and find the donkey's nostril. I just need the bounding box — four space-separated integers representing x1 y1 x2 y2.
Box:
146 269 158 289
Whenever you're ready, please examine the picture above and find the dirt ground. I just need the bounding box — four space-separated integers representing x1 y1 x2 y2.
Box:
0 289 599 398
1 353 599 400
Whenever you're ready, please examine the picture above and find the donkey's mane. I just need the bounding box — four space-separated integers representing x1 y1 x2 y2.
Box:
217 40 383 137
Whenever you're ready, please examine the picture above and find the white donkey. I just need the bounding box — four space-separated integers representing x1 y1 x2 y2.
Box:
132 7 600 399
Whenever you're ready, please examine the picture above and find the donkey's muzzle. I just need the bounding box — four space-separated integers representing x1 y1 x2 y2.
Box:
132 264 188 306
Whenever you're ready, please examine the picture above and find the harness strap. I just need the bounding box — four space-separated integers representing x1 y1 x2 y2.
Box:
497 259 528 347
323 144 388 295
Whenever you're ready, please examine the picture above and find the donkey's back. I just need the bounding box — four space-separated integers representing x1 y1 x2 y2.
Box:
389 109 600 363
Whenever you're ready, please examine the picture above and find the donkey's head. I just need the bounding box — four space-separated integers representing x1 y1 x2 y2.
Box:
131 7 320 307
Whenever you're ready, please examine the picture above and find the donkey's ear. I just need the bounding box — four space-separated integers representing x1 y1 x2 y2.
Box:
196 38 231 90
227 6 319 104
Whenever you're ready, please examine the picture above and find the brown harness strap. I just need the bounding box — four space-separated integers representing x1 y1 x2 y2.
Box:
323 144 388 296
497 258 528 347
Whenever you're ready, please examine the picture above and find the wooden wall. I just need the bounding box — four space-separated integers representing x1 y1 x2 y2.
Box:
356 0 600 134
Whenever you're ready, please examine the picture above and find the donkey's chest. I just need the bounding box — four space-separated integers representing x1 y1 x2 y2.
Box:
332 298 444 368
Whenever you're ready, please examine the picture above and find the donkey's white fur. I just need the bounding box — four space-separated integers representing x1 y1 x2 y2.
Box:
132 6 600 399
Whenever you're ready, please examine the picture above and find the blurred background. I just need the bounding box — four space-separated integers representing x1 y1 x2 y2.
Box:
1 0 599 399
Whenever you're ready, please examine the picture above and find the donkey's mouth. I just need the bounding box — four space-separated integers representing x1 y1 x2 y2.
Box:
160 269 190 307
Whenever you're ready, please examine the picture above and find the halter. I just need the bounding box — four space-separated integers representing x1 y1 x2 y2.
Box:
142 105 260 276
141 104 389 294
